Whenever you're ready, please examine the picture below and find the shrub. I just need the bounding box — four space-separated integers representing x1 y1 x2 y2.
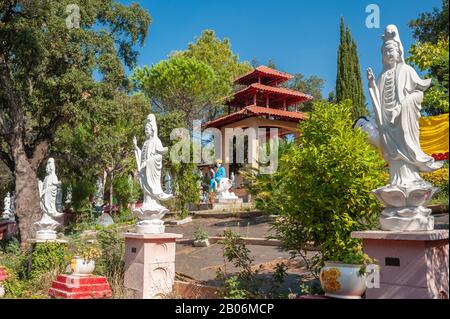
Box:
95 228 125 298
193 226 209 241
244 100 387 276
422 167 449 193
216 230 288 299
29 242 70 280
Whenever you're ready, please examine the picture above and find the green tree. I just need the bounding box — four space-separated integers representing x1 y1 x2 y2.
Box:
407 38 449 115
336 17 367 120
243 100 386 274
286 74 325 112
132 56 217 126
0 0 151 242
134 30 251 125
53 93 150 212
407 1 449 115
409 0 449 44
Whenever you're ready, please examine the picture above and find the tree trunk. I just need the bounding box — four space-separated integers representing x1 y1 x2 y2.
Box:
13 148 41 244
11 137 47 245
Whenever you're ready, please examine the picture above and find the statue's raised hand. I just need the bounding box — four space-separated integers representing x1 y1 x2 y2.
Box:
132 136 138 149
367 67 375 84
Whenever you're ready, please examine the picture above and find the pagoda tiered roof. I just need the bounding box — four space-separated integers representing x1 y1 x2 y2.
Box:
205 66 312 129
204 105 307 129
227 82 312 109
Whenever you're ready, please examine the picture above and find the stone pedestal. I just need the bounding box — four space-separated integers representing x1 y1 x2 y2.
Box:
123 232 182 299
351 230 449 299
212 198 243 211
48 274 112 299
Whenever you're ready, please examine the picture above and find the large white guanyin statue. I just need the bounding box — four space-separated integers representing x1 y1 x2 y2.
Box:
35 158 64 240
367 25 444 231
132 114 173 234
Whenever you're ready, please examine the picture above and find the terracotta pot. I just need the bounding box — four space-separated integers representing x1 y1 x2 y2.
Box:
319 262 366 299
71 257 95 276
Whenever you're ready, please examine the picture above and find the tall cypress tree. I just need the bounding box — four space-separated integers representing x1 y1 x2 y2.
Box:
336 17 368 120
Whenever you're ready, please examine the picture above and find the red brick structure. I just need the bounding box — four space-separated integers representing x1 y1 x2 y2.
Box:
48 274 112 299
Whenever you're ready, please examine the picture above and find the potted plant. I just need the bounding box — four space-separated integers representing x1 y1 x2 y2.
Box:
193 226 209 247
319 245 376 299
70 242 102 276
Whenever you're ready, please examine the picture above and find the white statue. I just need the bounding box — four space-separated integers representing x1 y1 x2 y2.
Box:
94 177 104 212
367 25 444 231
132 114 173 234
35 158 63 240
164 171 172 194
213 160 239 201
2 192 13 220
65 185 72 205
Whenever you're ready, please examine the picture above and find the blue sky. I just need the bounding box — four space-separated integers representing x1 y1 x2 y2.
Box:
119 0 443 112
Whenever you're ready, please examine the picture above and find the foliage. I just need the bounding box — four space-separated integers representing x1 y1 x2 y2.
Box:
133 56 218 125
133 30 251 125
194 225 209 241
407 38 449 115
29 242 69 280
74 242 102 261
422 167 449 206
244 100 386 276
171 162 199 219
336 17 367 120
285 74 325 112
409 0 449 44
95 228 125 297
327 244 375 276
216 230 288 299
113 174 141 210
1 267 27 299
0 0 151 242
422 168 449 191
241 140 294 215
178 30 252 120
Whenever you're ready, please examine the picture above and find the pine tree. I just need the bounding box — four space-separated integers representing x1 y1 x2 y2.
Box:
336 17 368 120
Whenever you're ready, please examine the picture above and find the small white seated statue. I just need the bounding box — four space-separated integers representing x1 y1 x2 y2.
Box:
132 114 173 234
367 25 444 231
35 158 64 240
213 160 239 201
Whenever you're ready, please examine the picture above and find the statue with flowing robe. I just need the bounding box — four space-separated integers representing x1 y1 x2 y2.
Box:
35 158 63 240
367 25 444 231
132 114 172 234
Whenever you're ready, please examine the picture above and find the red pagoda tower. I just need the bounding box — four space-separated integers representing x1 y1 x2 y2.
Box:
204 66 312 182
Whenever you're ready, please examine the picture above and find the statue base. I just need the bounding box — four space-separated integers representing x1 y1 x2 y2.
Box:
351 230 449 299
380 215 434 231
36 229 57 241
135 219 165 234
48 274 112 299
123 232 183 299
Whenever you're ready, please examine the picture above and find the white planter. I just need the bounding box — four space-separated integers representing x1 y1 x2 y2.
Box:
193 239 210 247
71 257 95 276
0 284 5 298
319 262 366 299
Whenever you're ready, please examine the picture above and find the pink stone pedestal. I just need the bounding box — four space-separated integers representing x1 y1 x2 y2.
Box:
352 230 449 299
123 232 183 299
